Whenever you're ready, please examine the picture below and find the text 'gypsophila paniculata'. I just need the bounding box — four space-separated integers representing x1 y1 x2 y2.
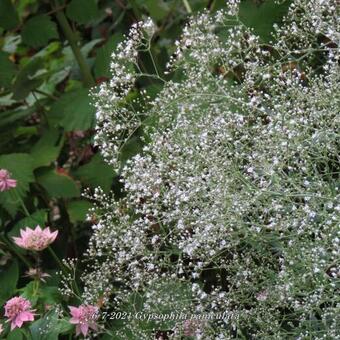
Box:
85 1 339 338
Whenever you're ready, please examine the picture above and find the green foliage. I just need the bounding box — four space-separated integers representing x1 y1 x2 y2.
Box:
143 0 169 21
66 199 92 223
8 210 47 238
74 154 114 192
7 328 24 340
49 88 96 131
36 168 80 198
239 0 291 42
29 309 72 340
21 15 59 48
12 57 44 100
0 106 36 129
0 51 17 88
0 0 19 30
0 154 34 215
66 0 100 25
30 128 64 168
0 260 18 305
94 34 123 78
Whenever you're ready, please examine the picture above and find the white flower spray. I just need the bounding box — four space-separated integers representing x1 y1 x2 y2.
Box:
84 1 339 338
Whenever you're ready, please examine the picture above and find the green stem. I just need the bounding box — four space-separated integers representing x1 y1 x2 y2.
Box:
48 246 66 273
0 234 32 267
13 189 30 217
48 246 81 298
54 4 95 87
182 0 192 13
34 89 59 100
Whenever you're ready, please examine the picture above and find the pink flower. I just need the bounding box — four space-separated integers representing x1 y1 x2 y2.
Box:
256 290 268 301
0 169 17 192
69 305 99 337
183 319 202 337
13 225 58 251
4 296 35 330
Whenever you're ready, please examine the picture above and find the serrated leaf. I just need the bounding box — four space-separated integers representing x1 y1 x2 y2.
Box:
0 51 17 88
94 34 123 78
30 129 64 168
36 168 80 198
66 199 92 223
0 260 19 305
48 87 95 131
239 0 291 42
74 154 114 192
21 15 58 48
12 57 45 100
0 154 34 216
66 0 99 25
0 0 19 30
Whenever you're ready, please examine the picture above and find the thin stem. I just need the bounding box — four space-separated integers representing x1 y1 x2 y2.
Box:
0 234 32 267
148 49 160 78
48 246 66 273
54 3 95 87
13 190 30 217
34 89 59 100
48 246 81 297
182 0 192 14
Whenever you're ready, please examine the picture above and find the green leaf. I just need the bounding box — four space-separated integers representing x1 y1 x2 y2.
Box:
0 260 19 305
40 286 62 304
12 57 45 100
0 51 17 88
8 209 48 239
20 281 38 305
74 154 114 192
144 0 169 21
66 0 99 24
94 35 123 78
0 106 36 129
36 168 80 198
29 309 72 340
119 135 143 166
0 0 19 30
30 129 64 168
7 328 24 340
2 34 21 54
21 15 58 48
48 88 95 131
0 154 34 216
66 199 92 223
81 38 102 58
239 0 291 42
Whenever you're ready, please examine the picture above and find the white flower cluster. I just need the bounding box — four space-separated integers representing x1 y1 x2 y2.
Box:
84 1 339 338
93 18 156 170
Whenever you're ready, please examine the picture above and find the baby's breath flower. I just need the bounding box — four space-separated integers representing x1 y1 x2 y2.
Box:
84 1 340 338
